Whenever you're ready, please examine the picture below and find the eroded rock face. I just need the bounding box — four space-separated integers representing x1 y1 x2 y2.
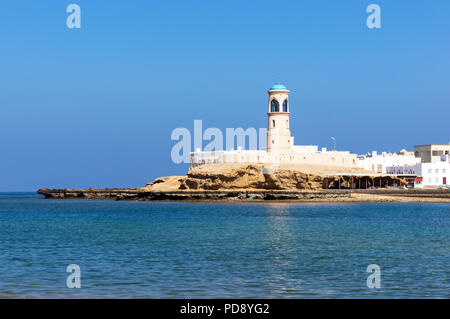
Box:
178 164 325 190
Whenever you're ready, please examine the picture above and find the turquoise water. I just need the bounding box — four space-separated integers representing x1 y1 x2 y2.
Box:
0 193 448 298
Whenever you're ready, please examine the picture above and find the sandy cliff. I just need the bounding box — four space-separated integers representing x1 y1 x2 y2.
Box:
144 163 368 192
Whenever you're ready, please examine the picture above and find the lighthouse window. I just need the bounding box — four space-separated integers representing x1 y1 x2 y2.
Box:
272 120 275 127
282 99 288 112
271 99 279 112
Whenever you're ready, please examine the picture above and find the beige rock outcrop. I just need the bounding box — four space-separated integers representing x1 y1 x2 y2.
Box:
146 164 331 191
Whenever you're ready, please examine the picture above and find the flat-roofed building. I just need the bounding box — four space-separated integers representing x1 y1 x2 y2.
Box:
387 162 449 188
357 150 420 174
414 144 450 163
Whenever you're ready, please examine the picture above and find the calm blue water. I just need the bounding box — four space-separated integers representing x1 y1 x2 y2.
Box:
0 193 448 298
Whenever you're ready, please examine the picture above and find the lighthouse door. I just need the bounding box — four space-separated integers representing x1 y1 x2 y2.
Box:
444 177 447 185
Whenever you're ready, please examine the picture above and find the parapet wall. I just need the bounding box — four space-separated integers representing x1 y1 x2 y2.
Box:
190 149 358 169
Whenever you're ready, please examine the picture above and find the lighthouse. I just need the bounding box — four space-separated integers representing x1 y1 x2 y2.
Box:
190 83 358 169
266 83 294 152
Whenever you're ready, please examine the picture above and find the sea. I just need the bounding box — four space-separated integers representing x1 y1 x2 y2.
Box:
0 193 448 298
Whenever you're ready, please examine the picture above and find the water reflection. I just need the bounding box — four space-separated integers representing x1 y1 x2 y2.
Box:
263 204 303 297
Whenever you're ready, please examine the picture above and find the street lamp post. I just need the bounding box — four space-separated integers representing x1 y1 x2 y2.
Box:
331 137 336 152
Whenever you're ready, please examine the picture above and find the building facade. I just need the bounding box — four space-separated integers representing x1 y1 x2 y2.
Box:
387 161 450 188
414 144 450 163
357 150 421 174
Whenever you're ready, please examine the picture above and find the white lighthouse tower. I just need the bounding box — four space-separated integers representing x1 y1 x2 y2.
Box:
266 83 294 152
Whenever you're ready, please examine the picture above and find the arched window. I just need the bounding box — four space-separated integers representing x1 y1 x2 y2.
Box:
271 99 279 112
282 99 288 112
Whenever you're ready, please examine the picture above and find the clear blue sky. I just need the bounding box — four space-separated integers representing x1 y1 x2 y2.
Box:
1 1 449 191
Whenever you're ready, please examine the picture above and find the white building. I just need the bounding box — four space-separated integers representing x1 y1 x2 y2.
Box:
357 150 420 174
387 161 449 188
414 144 450 163
190 84 358 169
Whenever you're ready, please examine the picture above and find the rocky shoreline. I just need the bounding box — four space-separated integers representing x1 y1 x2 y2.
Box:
37 188 450 202
36 164 450 203
36 188 352 201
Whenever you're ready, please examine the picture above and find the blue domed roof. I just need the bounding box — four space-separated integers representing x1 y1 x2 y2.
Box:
269 83 288 91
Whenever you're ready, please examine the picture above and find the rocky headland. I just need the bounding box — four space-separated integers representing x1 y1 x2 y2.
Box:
37 164 450 202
